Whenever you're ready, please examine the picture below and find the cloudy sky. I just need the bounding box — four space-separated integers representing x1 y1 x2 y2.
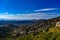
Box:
0 0 60 20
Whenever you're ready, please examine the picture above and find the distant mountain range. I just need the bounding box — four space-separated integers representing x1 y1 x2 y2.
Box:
0 16 60 38
0 19 46 25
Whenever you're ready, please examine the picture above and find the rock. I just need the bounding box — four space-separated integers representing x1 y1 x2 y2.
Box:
56 21 60 27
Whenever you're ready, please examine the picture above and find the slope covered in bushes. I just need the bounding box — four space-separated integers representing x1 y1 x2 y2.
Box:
0 16 60 40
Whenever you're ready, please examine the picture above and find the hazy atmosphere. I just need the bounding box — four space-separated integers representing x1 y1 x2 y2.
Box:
0 0 60 20
0 0 60 40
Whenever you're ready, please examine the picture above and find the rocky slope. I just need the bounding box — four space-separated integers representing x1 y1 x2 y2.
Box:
0 16 60 37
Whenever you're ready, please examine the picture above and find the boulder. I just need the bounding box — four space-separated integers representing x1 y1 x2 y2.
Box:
56 22 60 27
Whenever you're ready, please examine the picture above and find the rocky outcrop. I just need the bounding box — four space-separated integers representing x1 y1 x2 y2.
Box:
56 21 60 27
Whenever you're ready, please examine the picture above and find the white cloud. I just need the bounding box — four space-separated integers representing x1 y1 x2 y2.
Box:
0 12 59 20
0 8 60 20
4 12 9 14
34 8 59 12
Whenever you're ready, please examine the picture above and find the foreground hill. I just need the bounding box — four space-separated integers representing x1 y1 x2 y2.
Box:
0 16 60 40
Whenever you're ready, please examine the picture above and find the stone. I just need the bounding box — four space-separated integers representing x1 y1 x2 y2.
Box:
56 22 60 27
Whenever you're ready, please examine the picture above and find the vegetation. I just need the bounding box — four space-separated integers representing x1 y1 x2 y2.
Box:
0 16 60 40
0 26 60 40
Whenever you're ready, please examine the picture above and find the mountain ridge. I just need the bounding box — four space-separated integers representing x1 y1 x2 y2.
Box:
0 16 60 40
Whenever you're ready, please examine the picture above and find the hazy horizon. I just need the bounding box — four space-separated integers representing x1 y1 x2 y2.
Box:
0 0 60 20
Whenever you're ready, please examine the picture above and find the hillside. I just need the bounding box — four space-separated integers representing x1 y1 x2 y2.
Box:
0 16 60 40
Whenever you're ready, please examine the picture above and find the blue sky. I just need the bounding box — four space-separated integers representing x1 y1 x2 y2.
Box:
0 0 60 20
